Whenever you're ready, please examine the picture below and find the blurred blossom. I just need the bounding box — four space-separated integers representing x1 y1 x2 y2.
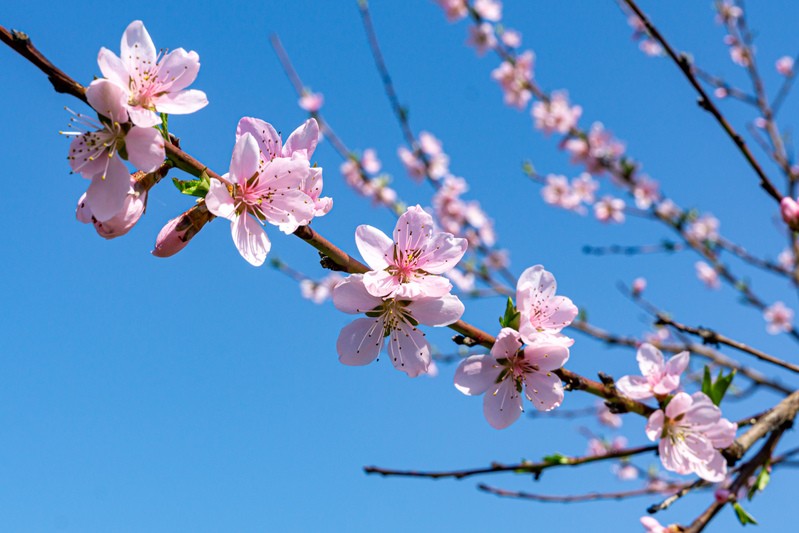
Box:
298 91 324 112
776 55 795 76
594 196 625 223
300 272 345 304
695 261 720 289
764 301 794 334
466 22 497 56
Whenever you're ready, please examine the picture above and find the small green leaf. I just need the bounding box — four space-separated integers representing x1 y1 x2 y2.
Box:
700 366 735 405
542 453 569 465
732 502 758 525
749 463 771 500
701 366 713 397
172 170 211 198
498 297 521 330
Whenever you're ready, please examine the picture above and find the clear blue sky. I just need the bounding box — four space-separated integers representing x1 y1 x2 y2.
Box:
2 1 799 531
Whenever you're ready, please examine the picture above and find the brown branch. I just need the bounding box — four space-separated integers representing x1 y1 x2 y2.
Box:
363 444 657 480
724 389 799 463
655 314 799 375
477 482 686 503
621 0 782 203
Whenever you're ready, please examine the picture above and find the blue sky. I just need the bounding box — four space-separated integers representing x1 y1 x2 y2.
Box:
2 1 799 531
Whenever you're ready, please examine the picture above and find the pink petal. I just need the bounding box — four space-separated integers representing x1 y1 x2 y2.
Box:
76 193 93 224
125 126 165 172
645 410 664 441
205 178 236 220
693 450 727 482
68 132 110 178
637 343 665 378
393 205 433 253
453 354 500 395
490 328 524 360
336 317 385 366
665 392 693 419
517 264 557 304
362 269 398 298
283 118 320 159
120 21 156 75
651 374 680 396
86 78 129 123
705 418 737 449
393 275 452 300
236 117 282 160
265 189 316 233
157 48 200 92
419 233 468 274
127 107 160 128
524 343 569 371
523 372 564 411
97 47 129 89
538 295 579 330
387 321 431 377
482 378 523 429
229 133 261 185
684 392 722 426
406 294 465 326
616 375 653 400
231 214 270 266
153 89 209 115
355 225 393 270
92 186 146 239
83 156 131 222
665 350 690 377
332 274 382 314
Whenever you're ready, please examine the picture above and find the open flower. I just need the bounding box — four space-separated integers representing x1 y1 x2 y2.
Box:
96 20 207 127
515 265 578 345
355 205 468 299
764 301 794 334
646 392 737 482
454 328 569 429
76 174 147 239
333 274 464 377
64 79 164 221
205 132 315 266
236 117 331 217
616 343 689 400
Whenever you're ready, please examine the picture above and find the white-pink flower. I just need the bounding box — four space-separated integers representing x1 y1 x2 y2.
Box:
333 274 464 377
597 401 623 428
434 0 468 22
764 301 794 334
96 20 207 127
491 51 534 110
695 261 720 290
594 196 625 223
205 132 315 266
356 205 468 299
501 29 521 48
454 328 569 429
633 176 660 209
646 392 737 482
776 55 795 76
516 265 578 345
541 175 581 211
571 173 598 204
686 214 719 243
467 22 497 57
64 79 164 221
236 117 332 217
300 272 344 304
76 174 148 239
532 91 582 135
298 91 324 112
473 0 502 21
640 516 670 533
616 343 689 400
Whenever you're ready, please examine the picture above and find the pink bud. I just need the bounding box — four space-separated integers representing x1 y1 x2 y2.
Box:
298 91 324 112
714 488 731 503
152 202 215 257
776 55 794 76
76 172 150 240
781 197 799 230
632 277 647 295
714 87 728 99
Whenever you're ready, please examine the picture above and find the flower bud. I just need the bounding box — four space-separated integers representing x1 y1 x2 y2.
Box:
152 202 214 257
780 197 799 230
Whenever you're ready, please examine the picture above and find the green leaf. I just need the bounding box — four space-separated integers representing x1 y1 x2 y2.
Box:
498 297 521 330
701 366 713 397
172 170 211 198
732 502 758 525
700 366 735 405
542 453 569 465
749 463 771 500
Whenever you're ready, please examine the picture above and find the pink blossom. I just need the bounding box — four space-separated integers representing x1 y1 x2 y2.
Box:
776 55 795 76
780 197 799 230
300 272 344 304
205 133 315 266
616 343 689 400
646 392 737 482
655 199 681 220
64 80 164 221
298 91 324 112
467 22 497 57
778 248 794 271
571 173 598 204
516 265 578 345
714 87 728 99
753 116 767 129
565 122 626 174
501 29 521 48
597 401 622 428
355 205 468 299
361 148 382 174
151 202 214 257
532 91 582 135
639 39 663 57
695 261 720 289
76 174 147 239
417 132 450 178
594 196 625 223
686 214 719 243
398 146 427 180
644 327 672 345
96 20 207 127
640 516 669 533
586 438 607 456
491 51 534 109
454 328 569 429
724 36 750 67
614 463 639 480
432 176 497 248
236 117 332 217
333 274 464 377
445 269 476 292
632 277 647 296
473 0 502 21
716 1 743 24
541 175 581 211
764 301 794 334
434 0 468 22
633 176 660 209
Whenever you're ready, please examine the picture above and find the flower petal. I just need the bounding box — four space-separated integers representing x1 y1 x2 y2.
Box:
229 133 260 185
332 275 382 314
120 21 157 76
86 78 129 123
517 264 557 304
523 372 564 411
236 117 282 160
125 126 165 172
419 233 468 274
524 343 569 371
83 156 131 222
205 178 236 220
665 392 693 419
393 205 434 253
336 317 385 366
483 379 523 429
362 269 397 298
490 328 524 359
637 343 665 378
127 107 160 128
76 193 93 224
615 375 653 400
645 410 664 441
406 295 465 326
454 354 500 395
665 350 690 377
387 321 431 377
97 47 129 89
355 225 393 270
231 214 270 266
157 48 200 92
153 89 209 115
283 118 320 159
